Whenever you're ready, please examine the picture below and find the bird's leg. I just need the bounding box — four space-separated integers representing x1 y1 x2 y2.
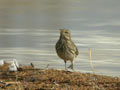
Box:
64 60 67 71
68 60 74 70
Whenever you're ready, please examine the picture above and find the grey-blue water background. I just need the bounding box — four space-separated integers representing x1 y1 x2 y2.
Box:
0 0 120 76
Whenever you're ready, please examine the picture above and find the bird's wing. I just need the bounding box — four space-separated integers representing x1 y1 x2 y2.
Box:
67 40 79 56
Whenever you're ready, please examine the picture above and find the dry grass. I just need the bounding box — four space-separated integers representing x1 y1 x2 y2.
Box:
0 65 120 90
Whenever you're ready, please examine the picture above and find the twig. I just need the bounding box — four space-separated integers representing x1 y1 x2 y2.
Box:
46 64 49 69
5 81 21 84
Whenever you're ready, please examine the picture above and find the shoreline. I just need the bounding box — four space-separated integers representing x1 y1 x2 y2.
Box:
0 64 120 90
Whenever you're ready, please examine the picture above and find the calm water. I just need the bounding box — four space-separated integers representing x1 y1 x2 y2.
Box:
0 29 120 77
0 0 120 76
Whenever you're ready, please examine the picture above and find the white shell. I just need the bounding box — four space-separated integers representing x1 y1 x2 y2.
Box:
0 60 4 66
9 62 18 71
0 59 19 71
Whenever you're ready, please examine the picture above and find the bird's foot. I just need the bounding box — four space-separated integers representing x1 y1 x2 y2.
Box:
68 65 72 69
65 68 67 71
68 65 74 71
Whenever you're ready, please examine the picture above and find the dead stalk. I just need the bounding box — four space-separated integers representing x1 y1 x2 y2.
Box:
89 48 95 74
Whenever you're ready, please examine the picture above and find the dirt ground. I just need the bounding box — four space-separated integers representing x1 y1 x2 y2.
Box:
0 63 120 90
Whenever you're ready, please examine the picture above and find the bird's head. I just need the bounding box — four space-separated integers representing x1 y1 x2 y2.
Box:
60 29 71 40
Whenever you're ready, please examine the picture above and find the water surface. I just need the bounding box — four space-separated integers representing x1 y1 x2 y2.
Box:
0 0 120 76
0 29 120 77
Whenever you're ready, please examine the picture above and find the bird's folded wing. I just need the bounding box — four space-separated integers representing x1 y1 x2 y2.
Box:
67 41 79 56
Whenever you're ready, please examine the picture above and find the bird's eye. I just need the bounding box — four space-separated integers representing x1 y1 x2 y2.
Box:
65 32 68 34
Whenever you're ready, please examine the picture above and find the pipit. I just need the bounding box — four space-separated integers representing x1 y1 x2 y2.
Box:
55 29 79 70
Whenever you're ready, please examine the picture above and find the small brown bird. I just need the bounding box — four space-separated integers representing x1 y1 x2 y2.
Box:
56 29 79 70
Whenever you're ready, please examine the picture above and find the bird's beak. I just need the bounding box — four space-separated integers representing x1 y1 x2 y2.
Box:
59 29 63 33
59 29 62 32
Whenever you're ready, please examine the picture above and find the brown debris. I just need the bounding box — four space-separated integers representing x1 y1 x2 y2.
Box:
0 62 10 72
0 65 120 90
